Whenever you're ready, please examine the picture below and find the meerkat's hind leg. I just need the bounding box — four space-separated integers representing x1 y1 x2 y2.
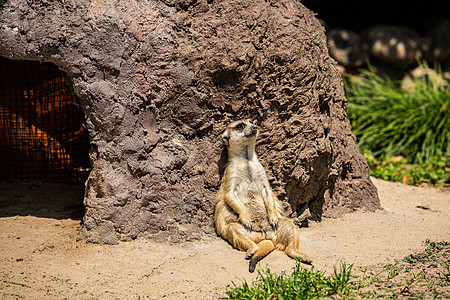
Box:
248 240 275 273
285 248 312 265
274 218 313 265
245 239 273 260
222 223 259 255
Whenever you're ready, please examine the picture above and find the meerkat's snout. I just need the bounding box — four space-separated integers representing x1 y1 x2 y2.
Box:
243 119 258 137
250 121 258 133
248 123 258 137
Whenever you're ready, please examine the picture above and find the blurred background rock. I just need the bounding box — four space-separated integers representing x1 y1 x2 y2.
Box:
303 0 450 83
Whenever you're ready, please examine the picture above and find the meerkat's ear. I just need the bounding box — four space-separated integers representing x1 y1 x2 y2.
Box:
222 130 230 146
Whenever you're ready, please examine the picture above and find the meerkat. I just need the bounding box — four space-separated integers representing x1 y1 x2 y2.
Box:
214 119 312 272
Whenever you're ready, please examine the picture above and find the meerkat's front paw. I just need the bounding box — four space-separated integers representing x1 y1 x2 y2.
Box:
240 215 252 231
268 215 279 230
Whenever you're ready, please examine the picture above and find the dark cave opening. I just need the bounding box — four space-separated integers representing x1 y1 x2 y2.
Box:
0 57 90 220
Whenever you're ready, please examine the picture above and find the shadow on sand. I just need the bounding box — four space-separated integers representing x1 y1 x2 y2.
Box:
0 182 85 220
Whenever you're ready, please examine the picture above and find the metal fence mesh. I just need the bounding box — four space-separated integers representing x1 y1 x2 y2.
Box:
0 58 91 183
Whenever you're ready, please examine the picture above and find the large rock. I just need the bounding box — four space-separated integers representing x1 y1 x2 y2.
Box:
0 0 380 244
423 20 450 62
363 26 423 65
327 29 366 68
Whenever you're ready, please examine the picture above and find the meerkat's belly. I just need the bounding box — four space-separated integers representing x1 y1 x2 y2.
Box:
235 179 272 232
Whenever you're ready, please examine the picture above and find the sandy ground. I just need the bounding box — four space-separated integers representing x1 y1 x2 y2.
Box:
0 178 449 299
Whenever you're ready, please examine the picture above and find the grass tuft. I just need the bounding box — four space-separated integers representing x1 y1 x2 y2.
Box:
226 260 353 299
345 62 450 165
226 240 449 299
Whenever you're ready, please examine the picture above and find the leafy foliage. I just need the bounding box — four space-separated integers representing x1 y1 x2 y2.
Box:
364 151 450 186
345 63 450 165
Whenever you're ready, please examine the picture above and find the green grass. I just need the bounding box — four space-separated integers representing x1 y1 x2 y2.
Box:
226 261 353 299
403 240 449 264
345 63 450 165
225 240 449 299
355 239 450 299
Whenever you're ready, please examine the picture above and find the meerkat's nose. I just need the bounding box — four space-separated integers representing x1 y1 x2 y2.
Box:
251 124 258 132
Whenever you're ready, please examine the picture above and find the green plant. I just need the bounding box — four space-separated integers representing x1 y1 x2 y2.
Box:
226 241 449 299
226 261 353 299
354 240 449 298
363 150 450 186
327 261 353 295
420 240 450 281
345 62 450 165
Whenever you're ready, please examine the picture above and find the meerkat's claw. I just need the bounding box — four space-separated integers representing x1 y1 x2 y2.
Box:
239 216 253 231
268 216 279 230
239 214 253 231
270 221 278 230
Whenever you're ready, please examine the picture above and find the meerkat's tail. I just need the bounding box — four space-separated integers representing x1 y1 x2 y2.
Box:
249 240 275 273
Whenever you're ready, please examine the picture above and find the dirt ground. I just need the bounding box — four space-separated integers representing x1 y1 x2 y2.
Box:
0 177 449 299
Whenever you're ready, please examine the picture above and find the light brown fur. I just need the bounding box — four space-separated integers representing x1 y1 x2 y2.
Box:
214 119 312 272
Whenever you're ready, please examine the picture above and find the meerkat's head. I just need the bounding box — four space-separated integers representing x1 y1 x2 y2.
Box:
222 119 258 151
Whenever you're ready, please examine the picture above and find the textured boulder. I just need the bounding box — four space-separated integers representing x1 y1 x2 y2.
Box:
363 26 423 65
0 0 380 244
327 29 366 68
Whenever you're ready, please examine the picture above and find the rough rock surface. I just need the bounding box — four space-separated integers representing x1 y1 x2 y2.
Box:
0 0 380 244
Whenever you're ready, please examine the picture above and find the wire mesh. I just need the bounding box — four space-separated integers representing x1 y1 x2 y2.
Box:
0 57 91 183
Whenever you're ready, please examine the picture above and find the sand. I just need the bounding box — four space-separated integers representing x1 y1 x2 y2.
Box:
1 177 449 299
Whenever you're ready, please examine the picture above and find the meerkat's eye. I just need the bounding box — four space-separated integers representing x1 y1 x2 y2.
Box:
234 123 244 131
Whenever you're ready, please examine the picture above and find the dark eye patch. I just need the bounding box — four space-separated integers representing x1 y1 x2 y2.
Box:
234 123 244 130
